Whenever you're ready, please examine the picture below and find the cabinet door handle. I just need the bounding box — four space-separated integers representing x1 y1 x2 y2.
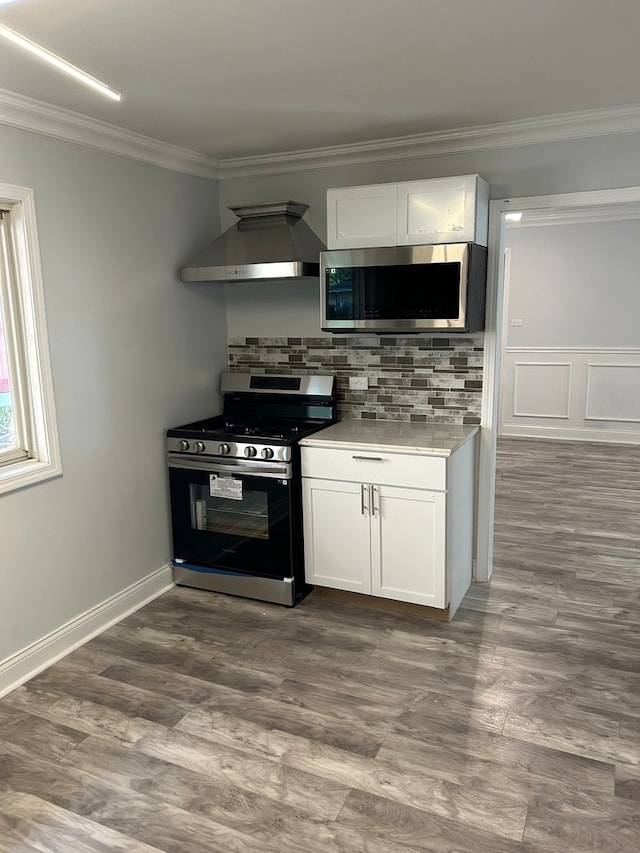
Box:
360 483 366 515
352 455 384 461
370 484 378 515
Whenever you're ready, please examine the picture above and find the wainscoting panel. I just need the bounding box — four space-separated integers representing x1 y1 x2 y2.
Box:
585 363 640 423
500 348 640 443
513 362 572 419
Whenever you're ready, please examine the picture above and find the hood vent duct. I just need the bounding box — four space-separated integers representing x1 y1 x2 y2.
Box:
180 200 326 282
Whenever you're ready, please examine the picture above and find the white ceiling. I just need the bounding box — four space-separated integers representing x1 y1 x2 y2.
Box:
1 0 640 163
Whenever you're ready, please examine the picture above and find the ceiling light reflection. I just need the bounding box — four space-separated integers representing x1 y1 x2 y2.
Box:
0 23 121 101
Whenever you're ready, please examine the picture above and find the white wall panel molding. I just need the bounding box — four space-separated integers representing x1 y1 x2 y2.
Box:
0 565 174 698
0 88 220 179
585 363 640 422
513 362 572 419
501 348 640 442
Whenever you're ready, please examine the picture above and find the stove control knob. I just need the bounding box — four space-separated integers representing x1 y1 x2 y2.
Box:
178 439 190 452
218 443 231 455
244 446 257 458
261 447 274 459
193 441 206 453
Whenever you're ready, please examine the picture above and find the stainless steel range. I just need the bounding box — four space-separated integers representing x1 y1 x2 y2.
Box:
167 372 336 606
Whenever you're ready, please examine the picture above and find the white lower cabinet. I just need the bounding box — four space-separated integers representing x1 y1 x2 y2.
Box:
301 439 476 614
303 477 446 607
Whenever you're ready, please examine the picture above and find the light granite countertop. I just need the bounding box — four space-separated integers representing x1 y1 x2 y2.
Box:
300 419 479 457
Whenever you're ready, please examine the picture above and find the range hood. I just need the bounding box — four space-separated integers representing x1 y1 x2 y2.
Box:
180 200 326 282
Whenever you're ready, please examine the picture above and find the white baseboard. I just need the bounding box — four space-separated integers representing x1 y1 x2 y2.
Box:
0 565 175 698
500 424 640 445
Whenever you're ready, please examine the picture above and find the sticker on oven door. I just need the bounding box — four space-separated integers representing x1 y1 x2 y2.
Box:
209 474 243 500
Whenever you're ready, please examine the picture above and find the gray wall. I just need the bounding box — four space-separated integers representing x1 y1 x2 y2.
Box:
222 131 640 337
0 125 226 663
505 218 640 349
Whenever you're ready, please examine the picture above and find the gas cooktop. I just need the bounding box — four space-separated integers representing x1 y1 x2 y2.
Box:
166 372 337 462
170 416 317 443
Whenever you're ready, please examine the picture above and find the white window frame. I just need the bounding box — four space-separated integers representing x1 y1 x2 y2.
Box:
0 183 61 494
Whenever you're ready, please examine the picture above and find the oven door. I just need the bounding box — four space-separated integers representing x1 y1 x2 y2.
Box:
168 453 296 579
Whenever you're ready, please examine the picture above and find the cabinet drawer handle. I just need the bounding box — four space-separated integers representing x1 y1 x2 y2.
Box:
352 455 384 461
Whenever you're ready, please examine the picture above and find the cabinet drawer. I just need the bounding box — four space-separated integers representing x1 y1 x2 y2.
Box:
301 446 447 491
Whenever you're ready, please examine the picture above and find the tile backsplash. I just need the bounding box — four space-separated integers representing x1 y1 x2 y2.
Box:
228 337 483 425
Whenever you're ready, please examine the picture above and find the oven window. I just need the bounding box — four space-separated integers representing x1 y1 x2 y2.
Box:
190 483 269 540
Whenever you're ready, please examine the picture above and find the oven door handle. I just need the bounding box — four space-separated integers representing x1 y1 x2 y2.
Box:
168 453 292 480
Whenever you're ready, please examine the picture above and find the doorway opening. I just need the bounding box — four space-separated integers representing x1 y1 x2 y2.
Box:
476 186 640 582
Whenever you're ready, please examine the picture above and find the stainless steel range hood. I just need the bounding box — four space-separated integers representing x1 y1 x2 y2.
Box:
180 201 326 282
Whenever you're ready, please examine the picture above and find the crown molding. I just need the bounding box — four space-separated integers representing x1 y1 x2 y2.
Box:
506 201 640 228
2 87 640 183
0 88 221 180
218 103 640 179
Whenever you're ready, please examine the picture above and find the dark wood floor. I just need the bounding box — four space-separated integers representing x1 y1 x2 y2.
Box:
0 436 639 852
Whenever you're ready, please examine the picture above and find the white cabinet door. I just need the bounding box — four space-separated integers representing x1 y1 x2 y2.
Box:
370 485 446 608
326 184 397 249
397 176 482 245
327 175 488 249
302 478 372 593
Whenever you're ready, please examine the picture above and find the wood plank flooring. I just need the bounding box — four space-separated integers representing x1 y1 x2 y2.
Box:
1 436 639 851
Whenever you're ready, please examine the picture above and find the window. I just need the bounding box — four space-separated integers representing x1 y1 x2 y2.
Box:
0 184 61 494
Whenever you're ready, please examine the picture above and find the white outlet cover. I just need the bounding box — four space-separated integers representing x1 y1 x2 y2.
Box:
349 376 369 390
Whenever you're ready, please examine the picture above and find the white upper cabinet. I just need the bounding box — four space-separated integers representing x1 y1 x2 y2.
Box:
397 176 489 246
326 175 489 249
327 183 398 249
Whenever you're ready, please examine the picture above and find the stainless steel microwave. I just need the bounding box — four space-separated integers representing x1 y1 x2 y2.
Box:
320 243 487 334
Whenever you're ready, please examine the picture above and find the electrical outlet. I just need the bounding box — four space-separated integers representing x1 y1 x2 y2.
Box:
349 376 369 391
510 318 523 327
